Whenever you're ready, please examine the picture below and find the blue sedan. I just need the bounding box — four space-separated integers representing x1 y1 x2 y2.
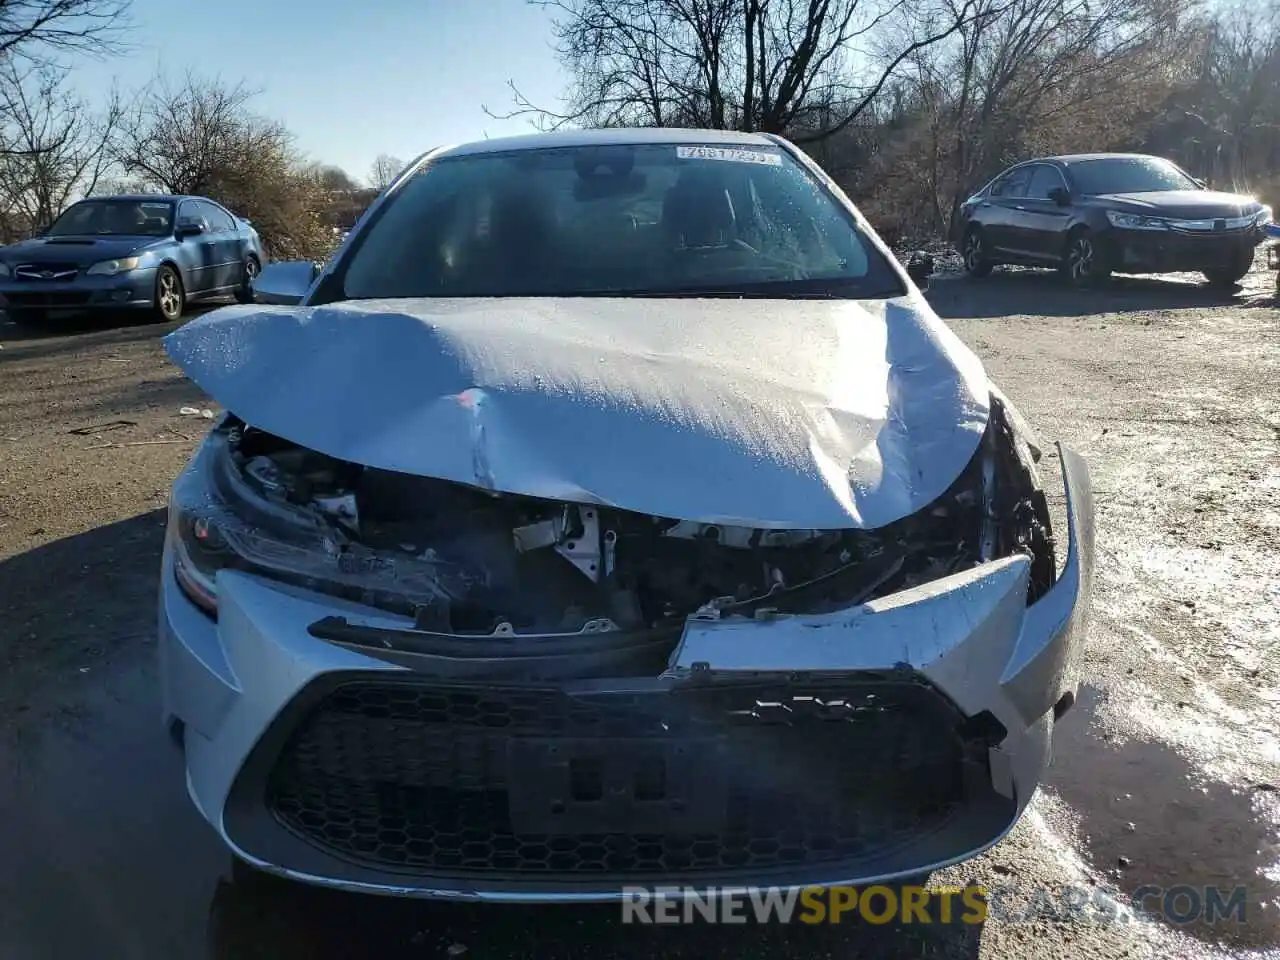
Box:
0 195 266 324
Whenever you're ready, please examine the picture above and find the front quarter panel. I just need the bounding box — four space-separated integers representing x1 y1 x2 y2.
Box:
168 235 201 288
1072 200 1113 234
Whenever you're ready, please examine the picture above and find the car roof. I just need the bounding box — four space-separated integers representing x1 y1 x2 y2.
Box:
1020 153 1168 166
74 194 219 204
433 127 783 160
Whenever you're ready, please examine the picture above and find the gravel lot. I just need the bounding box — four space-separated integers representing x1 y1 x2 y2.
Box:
0 265 1276 959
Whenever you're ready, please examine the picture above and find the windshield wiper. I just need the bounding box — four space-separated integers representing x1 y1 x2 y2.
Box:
336 277 905 302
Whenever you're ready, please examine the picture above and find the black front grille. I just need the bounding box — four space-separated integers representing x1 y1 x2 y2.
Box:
264 678 982 880
13 262 79 280
4 290 91 307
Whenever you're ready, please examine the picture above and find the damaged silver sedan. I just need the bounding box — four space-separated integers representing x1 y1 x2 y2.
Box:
158 128 1095 899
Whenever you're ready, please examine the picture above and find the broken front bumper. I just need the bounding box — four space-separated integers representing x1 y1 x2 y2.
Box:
157 446 1094 900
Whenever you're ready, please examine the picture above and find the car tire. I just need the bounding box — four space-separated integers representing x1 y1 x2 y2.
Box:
234 255 260 304
962 227 994 278
1061 229 1110 288
153 264 185 322
1203 250 1254 288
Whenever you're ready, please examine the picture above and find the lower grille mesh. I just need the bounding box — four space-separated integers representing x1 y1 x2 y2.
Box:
266 679 977 879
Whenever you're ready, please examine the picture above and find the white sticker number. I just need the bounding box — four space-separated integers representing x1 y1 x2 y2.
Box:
676 145 783 166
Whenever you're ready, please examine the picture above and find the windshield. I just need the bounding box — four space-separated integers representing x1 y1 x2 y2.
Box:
1067 157 1198 195
338 143 902 299
45 199 175 237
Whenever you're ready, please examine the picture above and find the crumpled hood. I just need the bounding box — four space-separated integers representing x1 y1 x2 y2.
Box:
163 295 991 530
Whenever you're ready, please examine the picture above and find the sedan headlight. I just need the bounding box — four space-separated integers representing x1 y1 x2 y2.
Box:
1105 210 1169 231
169 429 463 617
0 261 10 277
86 255 149 276
1256 205 1273 226
169 446 354 616
169 493 342 616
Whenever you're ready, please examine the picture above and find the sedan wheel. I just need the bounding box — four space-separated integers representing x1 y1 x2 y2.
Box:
963 230 993 278
154 265 185 322
235 257 260 304
1063 233 1109 287
1203 249 1254 288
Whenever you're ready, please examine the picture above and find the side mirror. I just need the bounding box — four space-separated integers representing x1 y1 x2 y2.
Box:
1048 187 1071 207
251 260 319 306
905 251 935 288
176 217 207 238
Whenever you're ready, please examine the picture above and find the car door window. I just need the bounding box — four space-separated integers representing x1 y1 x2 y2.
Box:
200 201 235 233
991 168 1032 198
1026 165 1067 200
177 200 201 228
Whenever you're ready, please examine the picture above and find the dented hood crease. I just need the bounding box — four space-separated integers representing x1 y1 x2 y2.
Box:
163 295 991 529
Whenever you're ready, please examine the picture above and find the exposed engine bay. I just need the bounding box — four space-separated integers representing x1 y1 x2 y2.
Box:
188 396 1056 639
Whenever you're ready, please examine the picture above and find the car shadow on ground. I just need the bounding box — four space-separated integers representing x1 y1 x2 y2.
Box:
1046 685 1279 951
0 510 167 692
0 301 226 350
209 870 984 959
0 516 985 960
926 269 1267 320
0 309 169 343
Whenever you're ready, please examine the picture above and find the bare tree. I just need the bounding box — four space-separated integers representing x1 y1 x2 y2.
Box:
112 73 279 195
315 164 359 193
368 153 404 190
112 72 334 260
0 60 121 240
309 163 378 231
884 0 1188 231
485 0 993 140
88 174 150 194
0 0 131 61
1153 6 1280 190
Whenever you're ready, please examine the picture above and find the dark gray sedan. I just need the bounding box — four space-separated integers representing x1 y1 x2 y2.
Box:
955 154 1272 288
0 195 266 324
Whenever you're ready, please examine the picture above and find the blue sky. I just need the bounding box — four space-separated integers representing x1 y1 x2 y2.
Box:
69 0 566 182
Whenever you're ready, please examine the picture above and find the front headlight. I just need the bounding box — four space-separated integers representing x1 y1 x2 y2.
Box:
1105 210 1169 231
0 261 10 278
86 255 147 276
169 491 348 617
1256 205 1273 226
169 429 466 617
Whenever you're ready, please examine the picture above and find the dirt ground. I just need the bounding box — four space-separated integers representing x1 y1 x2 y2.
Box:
0 264 1276 960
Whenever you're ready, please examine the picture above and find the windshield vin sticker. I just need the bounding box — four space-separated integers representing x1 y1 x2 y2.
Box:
676 146 783 165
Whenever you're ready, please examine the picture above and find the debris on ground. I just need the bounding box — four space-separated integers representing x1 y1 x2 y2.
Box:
68 420 137 436
893 237 963 275
84 437 190 450
179 407 216 419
